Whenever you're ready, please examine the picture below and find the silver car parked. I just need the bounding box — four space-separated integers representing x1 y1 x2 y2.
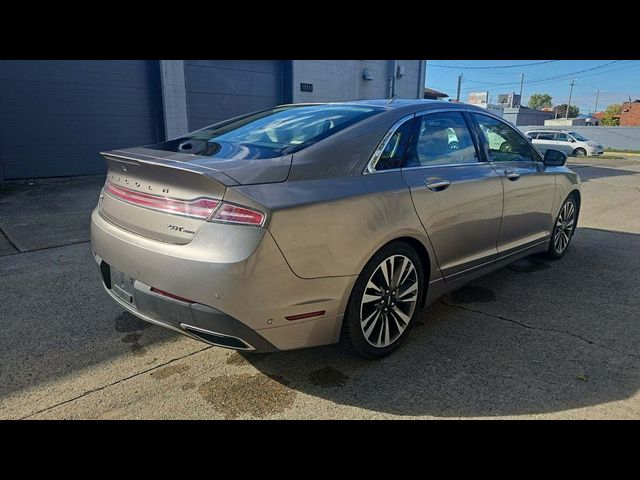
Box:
525 129 604 156
91 99 581 358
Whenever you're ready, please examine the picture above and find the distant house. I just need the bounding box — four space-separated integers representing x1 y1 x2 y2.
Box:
423 87 448 100
621 100 640 126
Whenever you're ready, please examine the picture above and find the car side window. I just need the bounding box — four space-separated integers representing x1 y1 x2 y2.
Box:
403 112 478 167
526 132 539 139
375 118 413 171
556 133 569 142
537 132 555 140
471 113 535 163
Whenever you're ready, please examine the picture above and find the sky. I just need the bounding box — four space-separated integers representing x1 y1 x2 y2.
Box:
425 60 640 114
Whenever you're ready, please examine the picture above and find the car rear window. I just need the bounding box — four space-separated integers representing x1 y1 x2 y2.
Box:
150 104 383 159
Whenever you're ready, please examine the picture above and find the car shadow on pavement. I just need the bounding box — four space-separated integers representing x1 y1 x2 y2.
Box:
570 164 639 183
243 227 640 417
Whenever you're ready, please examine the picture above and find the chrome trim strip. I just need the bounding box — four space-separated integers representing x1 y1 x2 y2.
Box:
368 162 495 175
365 106 499 175
180 323 255 351
364 114 415 174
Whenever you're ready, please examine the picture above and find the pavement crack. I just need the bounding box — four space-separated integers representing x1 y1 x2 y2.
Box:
0 226 20 254
19 345 212 419
439 299 640 361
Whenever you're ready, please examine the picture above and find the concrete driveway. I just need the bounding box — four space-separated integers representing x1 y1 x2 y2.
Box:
1 156 639 419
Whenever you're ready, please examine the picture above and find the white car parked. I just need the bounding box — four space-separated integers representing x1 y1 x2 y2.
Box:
525 130 604 157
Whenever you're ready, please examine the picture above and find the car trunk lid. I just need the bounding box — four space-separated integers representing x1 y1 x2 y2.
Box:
99 149 236 244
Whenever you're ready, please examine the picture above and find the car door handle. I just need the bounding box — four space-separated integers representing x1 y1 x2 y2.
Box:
425 179 451 191
504 170 520 181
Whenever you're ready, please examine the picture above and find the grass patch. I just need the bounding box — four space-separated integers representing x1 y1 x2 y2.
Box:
604 148 640 155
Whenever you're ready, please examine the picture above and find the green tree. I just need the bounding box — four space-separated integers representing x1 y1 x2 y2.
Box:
553 104 580 118
528 93 553 109
601 104 622 126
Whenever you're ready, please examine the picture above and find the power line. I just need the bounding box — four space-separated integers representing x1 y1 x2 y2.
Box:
464 61 622 86
428 60 559 69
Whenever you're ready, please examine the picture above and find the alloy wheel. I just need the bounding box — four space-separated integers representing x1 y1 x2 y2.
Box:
554 200 576 254
359 255 418 348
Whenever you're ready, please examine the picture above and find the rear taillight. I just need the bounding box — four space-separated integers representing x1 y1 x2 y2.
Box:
104 181 219 220
103 181 265 226
208 203 265 227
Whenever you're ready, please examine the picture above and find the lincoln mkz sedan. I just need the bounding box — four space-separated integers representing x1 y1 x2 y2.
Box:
91 99 581 358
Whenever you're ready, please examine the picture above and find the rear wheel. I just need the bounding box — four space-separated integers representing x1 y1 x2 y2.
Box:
573 147 587 156
499 142 513 152
545 195 578 259
341 242 424 359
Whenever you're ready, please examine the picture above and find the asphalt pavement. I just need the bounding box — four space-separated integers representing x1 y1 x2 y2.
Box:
1 156 639 419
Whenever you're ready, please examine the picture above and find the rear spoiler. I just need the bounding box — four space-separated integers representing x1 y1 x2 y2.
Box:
102 149 240 187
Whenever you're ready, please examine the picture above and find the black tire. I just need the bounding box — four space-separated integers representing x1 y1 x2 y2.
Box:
449 141 459 150
573 147 587 157
545 194 578 260
341 241 425 359
499 142 513 152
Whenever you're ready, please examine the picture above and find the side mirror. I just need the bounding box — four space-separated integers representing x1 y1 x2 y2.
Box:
544 149 567 167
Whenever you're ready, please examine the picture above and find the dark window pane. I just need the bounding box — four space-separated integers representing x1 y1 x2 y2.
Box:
150 104 383 159
537 132 556 140
376 118 414 171
403 112 477 167
472 113 535 162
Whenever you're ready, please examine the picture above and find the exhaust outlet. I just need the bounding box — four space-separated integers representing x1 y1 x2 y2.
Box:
180 324 254 351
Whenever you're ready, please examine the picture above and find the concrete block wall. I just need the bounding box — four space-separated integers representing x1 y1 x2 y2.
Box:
292 60 424 103
518 125 640 151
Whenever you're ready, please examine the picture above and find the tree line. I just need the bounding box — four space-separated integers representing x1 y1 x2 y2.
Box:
527 93 622 126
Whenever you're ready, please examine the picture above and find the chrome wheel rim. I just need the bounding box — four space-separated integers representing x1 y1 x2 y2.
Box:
554 200 576 254
575 149 586 156
360 255 418 348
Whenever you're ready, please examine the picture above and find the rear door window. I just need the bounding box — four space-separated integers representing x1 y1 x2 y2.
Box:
536 132 556 140
402 112 478 167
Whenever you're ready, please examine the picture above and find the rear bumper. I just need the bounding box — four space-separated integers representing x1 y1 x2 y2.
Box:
95 253 279 351
90 207 354 351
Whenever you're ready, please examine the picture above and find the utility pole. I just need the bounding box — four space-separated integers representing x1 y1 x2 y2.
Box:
424 60 428 88
566 79 575 119
594 90 600 115
519 73 524 104
455 73 463 102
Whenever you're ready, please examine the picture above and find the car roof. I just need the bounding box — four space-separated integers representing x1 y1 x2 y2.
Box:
281 98 484 114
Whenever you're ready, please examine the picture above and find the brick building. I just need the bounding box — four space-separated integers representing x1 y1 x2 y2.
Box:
621 100 640 126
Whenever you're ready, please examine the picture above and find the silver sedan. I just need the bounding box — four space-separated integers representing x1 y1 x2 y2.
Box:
91 99 581 358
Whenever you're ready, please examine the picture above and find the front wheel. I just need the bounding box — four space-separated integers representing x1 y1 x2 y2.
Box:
573 147 587 156
545 195 578 259
341 242 424 359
